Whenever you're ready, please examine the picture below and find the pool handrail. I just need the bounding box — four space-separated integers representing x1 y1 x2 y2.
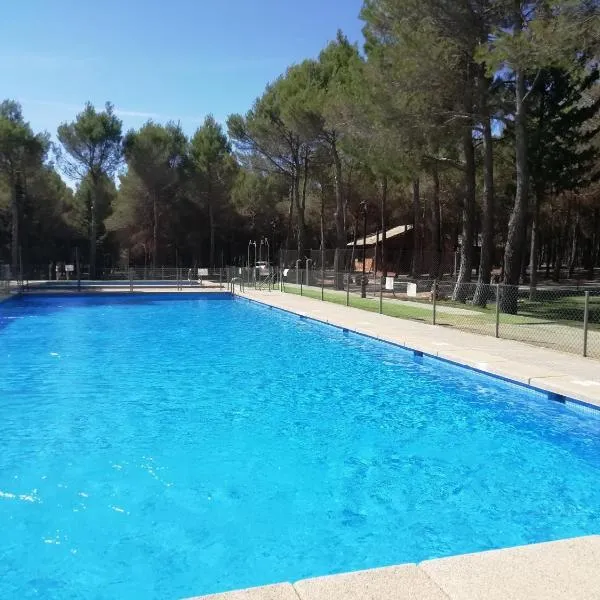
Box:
230 277 244 294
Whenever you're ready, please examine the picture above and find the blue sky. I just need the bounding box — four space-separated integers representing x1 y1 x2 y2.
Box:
1 0 365 138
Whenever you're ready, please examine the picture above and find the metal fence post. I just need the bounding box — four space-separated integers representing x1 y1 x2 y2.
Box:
583 291 590 357
432 280 437 325
321 266 324 301
495 284 501 338
306 259 312 286
129 268 133 293
379 275 383 314
300 271 303 296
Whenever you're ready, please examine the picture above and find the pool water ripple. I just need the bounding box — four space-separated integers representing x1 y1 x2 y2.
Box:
0 293 599 599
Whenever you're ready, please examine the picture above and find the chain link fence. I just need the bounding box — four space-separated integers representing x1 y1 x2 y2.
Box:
5 265 232 292
3 259 598 359
277 267 599 359
1 263 12 298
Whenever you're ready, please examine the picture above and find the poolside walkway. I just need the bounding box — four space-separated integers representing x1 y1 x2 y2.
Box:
239 289 600 409
188 536 600 600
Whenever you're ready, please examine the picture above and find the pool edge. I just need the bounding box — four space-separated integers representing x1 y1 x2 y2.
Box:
187 535 600 600
236 293 600 414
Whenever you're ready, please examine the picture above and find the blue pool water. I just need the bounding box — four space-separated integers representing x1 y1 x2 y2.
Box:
1 294 599 599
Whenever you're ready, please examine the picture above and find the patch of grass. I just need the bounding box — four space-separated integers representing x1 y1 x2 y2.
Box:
283 285 440 322
281 284 600 331
518 294 600 327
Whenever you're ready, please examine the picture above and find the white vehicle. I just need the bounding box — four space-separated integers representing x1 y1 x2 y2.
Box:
255 261 272 275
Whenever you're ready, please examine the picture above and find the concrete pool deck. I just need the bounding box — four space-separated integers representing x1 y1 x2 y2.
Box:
188 536 600 600
237 289 600 410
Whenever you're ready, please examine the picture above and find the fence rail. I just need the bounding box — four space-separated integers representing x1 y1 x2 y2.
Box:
2 263 598 359
278 268 600 359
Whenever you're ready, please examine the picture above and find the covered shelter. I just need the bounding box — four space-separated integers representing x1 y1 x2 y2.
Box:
348 224 414 275
348 223 456 276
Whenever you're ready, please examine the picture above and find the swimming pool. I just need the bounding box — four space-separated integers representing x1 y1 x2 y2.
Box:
1 293 599 599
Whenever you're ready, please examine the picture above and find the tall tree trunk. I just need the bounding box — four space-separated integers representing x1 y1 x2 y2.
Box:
554 200 571 282
332 137 346 289
430 164 442 279
474 113 495 306
152 190 158 271
528 189 542 300
545 222 552 279
520 221 530 284
350 221 357 274
553 238 562 282
208 176 215 267
10 172 19 276
452 128 476 302
568 207 580 279
319 184 325 290
285 182 294 253
90 179 98 279
294 150 308 261
583 237 594 280
501 66 529 313
208 201 215 268
410 177 422 278
591 208 599 278
381 176 388 279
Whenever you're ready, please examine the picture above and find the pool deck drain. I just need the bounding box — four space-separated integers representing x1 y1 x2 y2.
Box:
238 289 600 410
188 536 600 600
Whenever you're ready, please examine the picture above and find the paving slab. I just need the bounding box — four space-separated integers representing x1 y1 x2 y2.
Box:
186 583 299 600
420 536 600 600
435 349 512 373
293 565 450 600
469 359 565 385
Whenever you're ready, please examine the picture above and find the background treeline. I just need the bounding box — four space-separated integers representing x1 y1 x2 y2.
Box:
1 1 599 305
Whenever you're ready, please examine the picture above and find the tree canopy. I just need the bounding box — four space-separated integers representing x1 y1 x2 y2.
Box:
1 0 599 303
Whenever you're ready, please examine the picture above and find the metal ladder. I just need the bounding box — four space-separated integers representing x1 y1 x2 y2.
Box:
229 277 244 294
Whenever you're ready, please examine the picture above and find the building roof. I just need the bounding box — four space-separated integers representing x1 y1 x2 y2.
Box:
348 224 413 247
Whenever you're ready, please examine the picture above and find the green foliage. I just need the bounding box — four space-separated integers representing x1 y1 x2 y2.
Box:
2 1 600 278
189 116 237 264
231 170 287 231
0 100 49 173
479 1 600 74
121 121 188 266
123 121 187 195
56 102 122 180
73 173 117 238
190 116 232 176
527 66 600 195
